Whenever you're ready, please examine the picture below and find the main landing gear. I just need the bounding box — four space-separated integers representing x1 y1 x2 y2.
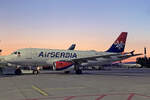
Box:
74 64 82 74
32 70 39 75
32 67 40 75
64 71 70 74
75 69 82 74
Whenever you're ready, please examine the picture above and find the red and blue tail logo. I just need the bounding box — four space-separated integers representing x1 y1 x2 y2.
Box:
107 32 128 53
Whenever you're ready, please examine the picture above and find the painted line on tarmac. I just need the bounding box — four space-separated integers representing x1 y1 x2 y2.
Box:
45 86 85 91
32 85 48 96
64 96 76 100
127 93 135 100
95 95 107 100
22 93 150 100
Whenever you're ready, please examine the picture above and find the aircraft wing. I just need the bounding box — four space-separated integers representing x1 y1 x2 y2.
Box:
70 53 120 63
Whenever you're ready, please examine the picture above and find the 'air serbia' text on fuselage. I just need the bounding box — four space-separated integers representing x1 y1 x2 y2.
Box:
38 51 77 58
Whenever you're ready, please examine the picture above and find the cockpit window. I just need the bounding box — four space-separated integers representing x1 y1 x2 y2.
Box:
11 51 21 55
13 52 17 54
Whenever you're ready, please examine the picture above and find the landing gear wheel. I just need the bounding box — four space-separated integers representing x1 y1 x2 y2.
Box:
75 70 82 74
15 68 22 75
74 63 82 74
64 71 70 74
33 70 39 75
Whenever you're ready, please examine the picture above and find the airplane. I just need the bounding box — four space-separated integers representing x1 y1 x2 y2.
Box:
0 32 142 75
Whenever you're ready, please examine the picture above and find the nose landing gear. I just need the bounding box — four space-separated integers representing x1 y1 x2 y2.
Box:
15 68 22 75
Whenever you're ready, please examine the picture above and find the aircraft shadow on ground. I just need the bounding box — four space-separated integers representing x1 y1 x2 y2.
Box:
36 70 150 77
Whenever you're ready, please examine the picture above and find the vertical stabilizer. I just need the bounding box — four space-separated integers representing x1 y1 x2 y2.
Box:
107 32 128 53
68 44 76 50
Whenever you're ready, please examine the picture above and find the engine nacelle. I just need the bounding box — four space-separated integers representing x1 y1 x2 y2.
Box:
53 61 74 71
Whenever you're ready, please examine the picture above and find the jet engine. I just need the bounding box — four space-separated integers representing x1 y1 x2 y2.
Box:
53 61 74 71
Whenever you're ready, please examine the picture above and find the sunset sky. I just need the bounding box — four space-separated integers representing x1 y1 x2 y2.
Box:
0 0 150 61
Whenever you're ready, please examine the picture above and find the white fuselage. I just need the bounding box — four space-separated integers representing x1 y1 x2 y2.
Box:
0 48 133 71
4 48 118 67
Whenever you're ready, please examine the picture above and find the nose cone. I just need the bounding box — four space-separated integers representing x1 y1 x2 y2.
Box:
4 55 23 65
0 56 7 64
4 55 16 63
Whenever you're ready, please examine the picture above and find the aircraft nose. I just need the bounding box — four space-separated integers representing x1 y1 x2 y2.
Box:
4 55 19 64
0 56 7 64
4 56 14 63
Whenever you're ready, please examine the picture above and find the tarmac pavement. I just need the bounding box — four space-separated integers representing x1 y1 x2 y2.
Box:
0 68 150 100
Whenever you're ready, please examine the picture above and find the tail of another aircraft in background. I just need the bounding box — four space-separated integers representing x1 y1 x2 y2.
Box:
106 32 128 53
68 44 76 50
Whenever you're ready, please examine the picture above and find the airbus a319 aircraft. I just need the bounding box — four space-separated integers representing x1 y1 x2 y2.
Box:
0 32 141 74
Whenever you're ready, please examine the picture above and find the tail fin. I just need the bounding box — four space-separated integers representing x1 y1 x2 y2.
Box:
68 44 76 50
106 32 128 53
